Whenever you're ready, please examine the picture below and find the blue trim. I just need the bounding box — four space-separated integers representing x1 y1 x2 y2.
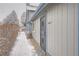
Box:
78 4 79 56
31 3 48 21
67 4 70 56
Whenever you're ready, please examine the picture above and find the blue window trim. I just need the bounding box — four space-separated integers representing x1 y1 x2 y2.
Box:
78 4 79 56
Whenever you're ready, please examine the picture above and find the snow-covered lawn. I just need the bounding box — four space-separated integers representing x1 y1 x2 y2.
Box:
9 31 38 56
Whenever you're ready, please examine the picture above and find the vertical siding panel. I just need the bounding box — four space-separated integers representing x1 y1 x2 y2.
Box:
73 3 78 56
57 4 59 55
47 5 56 55
77 3 79 55
67 4 72 56
62 4 68 56
72 4 76 56
57 4 63 55
75 4 78 56
67 3 73 56
75 3 78 56
74 4 78 55
54 5 58 55
67 3 77 56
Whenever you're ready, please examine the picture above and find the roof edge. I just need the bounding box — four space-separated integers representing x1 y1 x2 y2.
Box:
30 3 48 21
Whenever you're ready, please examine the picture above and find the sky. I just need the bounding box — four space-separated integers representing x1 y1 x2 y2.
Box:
0 3 26 22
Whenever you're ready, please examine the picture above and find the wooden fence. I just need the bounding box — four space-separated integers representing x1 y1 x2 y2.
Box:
0 24 19 56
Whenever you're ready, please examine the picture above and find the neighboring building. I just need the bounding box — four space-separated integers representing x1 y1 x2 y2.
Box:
26 3 39 35
30 3 79 56
3 10 19 25
21 12 26 27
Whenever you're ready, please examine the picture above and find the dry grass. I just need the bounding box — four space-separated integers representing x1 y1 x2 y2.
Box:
30 39 46 56
0 24 19 56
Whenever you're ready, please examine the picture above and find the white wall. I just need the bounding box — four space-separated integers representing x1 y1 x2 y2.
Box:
46 4 78 56
32 17 40 46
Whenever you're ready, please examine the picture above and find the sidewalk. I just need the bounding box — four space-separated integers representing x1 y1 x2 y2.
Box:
9 31 38 56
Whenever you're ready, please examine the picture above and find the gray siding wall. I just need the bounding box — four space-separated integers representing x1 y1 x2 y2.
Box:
32 17 40 46
32 3 78 56
46 4 78 56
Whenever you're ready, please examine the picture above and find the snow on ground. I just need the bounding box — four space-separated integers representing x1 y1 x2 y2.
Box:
9 31 38 56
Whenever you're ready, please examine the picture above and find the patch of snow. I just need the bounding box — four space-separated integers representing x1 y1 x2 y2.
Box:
9 31 38 56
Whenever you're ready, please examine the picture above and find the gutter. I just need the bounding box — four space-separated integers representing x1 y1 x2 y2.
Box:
30 3 48 21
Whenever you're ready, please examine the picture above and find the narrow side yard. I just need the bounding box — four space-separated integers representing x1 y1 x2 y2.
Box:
9 31 38 56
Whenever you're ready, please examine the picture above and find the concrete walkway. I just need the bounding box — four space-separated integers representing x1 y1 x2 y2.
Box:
9 31 38 56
